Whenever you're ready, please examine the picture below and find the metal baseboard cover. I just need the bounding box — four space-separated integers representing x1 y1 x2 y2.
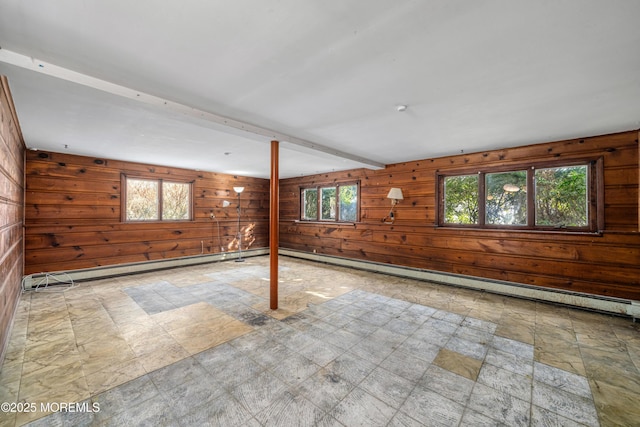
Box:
278 248 640 320
22 248 269 289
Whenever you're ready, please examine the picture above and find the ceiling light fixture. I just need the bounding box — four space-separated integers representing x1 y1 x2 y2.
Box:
396 105 407 112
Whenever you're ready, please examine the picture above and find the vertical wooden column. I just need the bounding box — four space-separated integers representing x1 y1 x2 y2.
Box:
270 140 279 309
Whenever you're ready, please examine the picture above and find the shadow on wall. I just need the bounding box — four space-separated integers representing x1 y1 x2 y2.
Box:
226 223 256 252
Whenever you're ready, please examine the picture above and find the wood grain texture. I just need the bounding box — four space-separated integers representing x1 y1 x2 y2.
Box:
280 130 640 300
0 76 25 362
24 151 269 274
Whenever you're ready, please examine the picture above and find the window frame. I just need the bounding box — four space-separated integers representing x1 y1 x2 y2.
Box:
436 158 603 232
121 174 194 222
299 181 360 223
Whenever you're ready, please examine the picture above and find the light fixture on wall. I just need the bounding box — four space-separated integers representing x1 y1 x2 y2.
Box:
383 187 403 223
233 186 245 262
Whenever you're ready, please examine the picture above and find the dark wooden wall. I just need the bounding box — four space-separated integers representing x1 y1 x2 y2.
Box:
0 77 25 360
280 130 640 300
24 152 270 274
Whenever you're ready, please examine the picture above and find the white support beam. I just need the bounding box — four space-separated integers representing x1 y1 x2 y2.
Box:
0 48 385 169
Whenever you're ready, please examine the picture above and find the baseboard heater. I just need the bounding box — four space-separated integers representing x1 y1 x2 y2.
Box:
21 247 638 320
21 248 269 290
278 248 640 321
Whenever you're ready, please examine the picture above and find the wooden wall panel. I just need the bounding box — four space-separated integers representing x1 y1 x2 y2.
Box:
0 76 25 363
280 130 640 300
24 151 269 274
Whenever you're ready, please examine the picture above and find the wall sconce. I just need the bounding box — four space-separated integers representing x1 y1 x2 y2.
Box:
383 187 403 223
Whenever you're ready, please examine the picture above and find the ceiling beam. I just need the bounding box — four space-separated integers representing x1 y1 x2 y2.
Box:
0 48 385 169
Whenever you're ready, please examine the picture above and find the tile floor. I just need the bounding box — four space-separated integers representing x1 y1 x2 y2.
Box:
0 255 639 426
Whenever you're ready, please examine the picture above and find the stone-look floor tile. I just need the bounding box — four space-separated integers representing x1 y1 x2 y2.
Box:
459 409 506 426
91 374 158 417
580 346 640 394
491 335 534 360
137 343 190 373
535 339 587 377
183 393 259 427
270 353 321 386
589 377 640 427
468 382 530 427
477 363 532 402
296 367 356 412
445 336 488 360
98 396 178 426
3 256 637 427
461 316 498 334
359 366 415 409
18 360 86 400
380 349 431 383
433 348 482 381
533 361 591 398
0 359 23 387
324 353 376 387
255 390 326 427
160 375 226 418
84 358 146 395
348 336 396 365
400 385 465 426
419 364 475 405
388 411 427 427
330 387 397 427
77 337 136 376
124 329 180 357
22 338 79 365
495 320 535 345
231 370 288 416
297 341 344 368
532 381 599 427
531 405 588 427
485 347 533 378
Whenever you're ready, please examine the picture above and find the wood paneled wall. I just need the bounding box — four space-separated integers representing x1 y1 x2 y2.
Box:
25 152 270 274
0 77 25 361
280 131 640 300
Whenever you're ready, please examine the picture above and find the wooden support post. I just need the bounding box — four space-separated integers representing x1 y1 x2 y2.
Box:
270 140 279 309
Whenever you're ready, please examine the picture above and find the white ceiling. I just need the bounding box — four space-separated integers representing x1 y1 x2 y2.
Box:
1 0 639 179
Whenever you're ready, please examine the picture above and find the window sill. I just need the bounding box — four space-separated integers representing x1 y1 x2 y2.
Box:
434 225 603 236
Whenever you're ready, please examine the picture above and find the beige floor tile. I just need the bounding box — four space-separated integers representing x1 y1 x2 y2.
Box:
433 348 483 381
0 378 19 404
137 343 190 373
78 337 136 375
535 339 586 376
590 378 640 427
127 331 181 357
23 338 78 364
495 321 535 345
84 358 146 395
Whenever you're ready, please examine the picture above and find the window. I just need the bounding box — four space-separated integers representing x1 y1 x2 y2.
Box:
124 176 192 221
301 182 359 222
438 159 601 231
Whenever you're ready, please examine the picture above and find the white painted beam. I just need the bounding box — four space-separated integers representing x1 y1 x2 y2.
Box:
0 48 385 169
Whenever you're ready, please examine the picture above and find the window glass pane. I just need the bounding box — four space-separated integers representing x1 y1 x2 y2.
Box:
163 182 190 220
302 188 318 220
485 171 527 225
535 165 588 227
339 184 357 222
126 178 158 220
321 187 336 220
443 175 479 224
